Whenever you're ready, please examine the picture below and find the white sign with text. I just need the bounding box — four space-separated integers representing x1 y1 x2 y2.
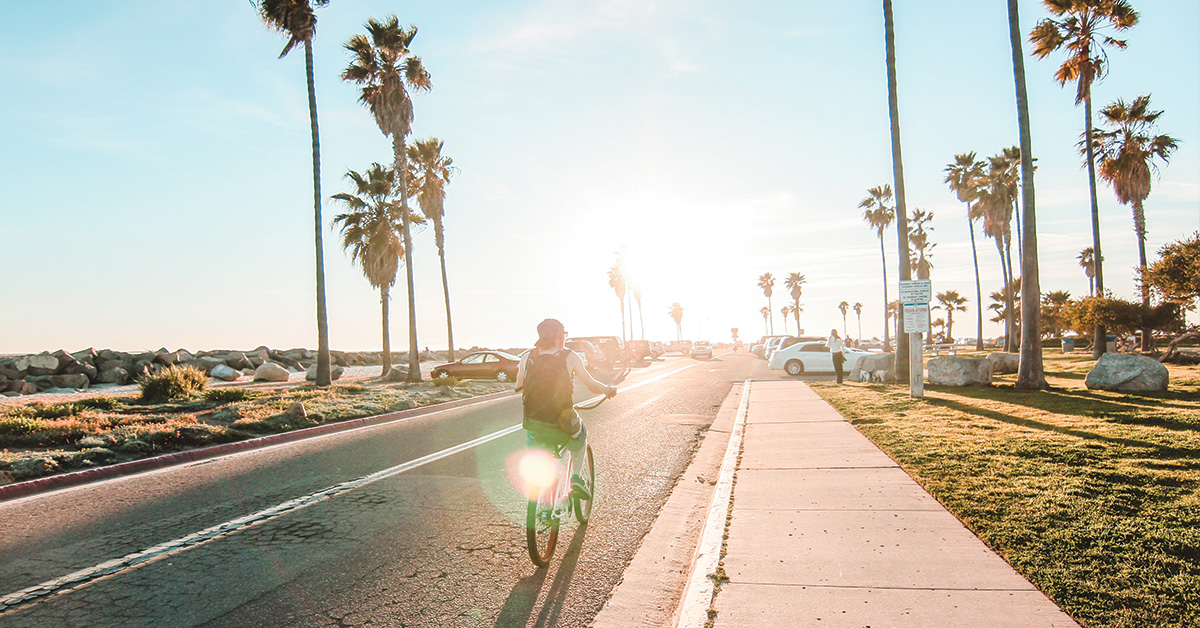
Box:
903 303 930 333
898 279 932 304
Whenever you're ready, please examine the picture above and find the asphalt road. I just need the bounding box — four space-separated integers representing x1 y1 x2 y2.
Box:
0 352 789 627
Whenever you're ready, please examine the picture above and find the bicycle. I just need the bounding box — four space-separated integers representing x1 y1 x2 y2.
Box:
524 395 606 568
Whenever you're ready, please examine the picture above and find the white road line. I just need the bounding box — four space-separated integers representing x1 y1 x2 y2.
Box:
0 358 702 614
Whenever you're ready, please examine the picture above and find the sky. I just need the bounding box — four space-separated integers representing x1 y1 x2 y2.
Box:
1 0 1197 355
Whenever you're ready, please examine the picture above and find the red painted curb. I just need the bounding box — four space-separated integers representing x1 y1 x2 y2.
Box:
0 390 516 503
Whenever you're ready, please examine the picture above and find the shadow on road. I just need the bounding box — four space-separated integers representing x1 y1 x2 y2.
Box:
491 524 589 628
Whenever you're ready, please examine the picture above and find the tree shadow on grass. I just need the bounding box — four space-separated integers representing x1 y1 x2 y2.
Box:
931 384 1200 423
922 395 1200 459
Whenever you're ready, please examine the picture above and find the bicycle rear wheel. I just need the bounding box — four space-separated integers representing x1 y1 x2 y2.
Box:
526 481 559 567
573 445 595 523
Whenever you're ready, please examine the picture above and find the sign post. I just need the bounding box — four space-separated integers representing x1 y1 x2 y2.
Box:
898 280 930 398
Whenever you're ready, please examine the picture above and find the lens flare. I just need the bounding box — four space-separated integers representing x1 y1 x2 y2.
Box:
507 448 559 500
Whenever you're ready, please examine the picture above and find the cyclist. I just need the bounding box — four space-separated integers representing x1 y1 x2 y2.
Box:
516 318 616 500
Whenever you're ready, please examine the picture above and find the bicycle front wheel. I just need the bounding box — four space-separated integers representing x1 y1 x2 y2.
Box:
573 445 595 523
526 481 559 567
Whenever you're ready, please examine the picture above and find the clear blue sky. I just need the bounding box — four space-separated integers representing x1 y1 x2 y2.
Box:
2 0 1197 354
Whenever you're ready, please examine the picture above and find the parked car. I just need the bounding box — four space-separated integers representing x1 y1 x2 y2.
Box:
751 335 789 359
649 341 665 358
690 341 714 360
666 340 692 354
627 340 662 361
432 351 521 382
564 339 602 370
567 336 624 369
768 341 870 376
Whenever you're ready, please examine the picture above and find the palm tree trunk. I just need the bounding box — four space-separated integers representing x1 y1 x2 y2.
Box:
436 229 455 360
878 235 890 350
619 296 626 342
1134 199 1152 351
1009 0 1045 389
967 209 984 351
381 286 391 375
767 296 774 335
304 40 332 387
857 313 862 343
883 0 912 385
392 137 421 381
995 237 1009 349
1083 92 1107 358
794 299 801 334
1004 233 1016 352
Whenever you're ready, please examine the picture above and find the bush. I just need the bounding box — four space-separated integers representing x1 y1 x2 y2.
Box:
431 375 460 387
5 403 79 420
138 365 207 403
203 388 259 405
0 416 49 436
75 397 123 411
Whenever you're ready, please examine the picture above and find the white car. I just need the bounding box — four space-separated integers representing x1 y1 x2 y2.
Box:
769 341 871 376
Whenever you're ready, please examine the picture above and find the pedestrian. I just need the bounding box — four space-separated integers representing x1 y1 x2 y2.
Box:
827 328 847 385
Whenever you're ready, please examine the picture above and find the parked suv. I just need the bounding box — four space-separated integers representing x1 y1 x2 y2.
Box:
567 336 624 369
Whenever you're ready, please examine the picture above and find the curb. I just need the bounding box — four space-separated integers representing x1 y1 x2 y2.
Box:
0 390 516 503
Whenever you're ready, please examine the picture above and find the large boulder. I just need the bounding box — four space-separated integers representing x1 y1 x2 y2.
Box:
850 353 895 382
1085 354 1169 392
249 347 271 368
269 351 303 370
305 364 344 381
210 364 241 381
987 352 1019 374
24 353 60 376
95 367 131 385
928 356 992 386
26 374 90 391
59 357 98 381
219 352 254 370
195 356 228 374
0 364 20 380
383 366 410 382
253 362 290 382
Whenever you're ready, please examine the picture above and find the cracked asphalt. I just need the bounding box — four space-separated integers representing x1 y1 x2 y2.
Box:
0 353 764 627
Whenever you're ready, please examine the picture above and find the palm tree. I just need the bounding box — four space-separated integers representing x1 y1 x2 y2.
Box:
838 301 850 338
883 0 914 384
853 302 864 342
1031 0 1139 358
1078 246 1099 294
785 272 806 334
632 284 645 340
978 153 1018 352
1092 94 1178 350
343 16 432 382
608 261 628 342
758 273 776 335
669 303 684 341
907 208 935 281
988 280 1023 344
759 306 771 335
331 164 403 375
1041 290 1072 338
860 184 894 351
780 305 793 336
934 290 968 343
407 137 457 360
254 0 333 386
1009 0 1045 388
945 152 987 350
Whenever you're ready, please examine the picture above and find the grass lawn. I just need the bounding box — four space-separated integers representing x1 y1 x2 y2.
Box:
812 352 1199 628
0 377 507 483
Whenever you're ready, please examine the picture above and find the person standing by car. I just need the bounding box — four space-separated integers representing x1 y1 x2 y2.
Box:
517 318 616 499
827 328 847 385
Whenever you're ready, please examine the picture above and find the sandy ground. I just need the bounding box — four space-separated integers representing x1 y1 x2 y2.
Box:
0 363 444 407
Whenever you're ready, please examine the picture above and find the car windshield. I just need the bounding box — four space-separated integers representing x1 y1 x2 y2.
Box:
495 351 520 361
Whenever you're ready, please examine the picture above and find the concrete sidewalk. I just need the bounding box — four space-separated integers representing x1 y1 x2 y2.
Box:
707 380 1080 627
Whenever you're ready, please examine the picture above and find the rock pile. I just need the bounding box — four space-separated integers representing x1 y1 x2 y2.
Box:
0 347 396 397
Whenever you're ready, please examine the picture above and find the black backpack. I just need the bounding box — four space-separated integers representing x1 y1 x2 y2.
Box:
522 350 573 429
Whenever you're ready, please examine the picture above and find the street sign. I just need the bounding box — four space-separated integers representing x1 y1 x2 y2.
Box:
898 279 932 304
903 303 930 333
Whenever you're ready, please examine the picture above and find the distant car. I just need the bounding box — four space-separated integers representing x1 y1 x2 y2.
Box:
432 351 521 382
768 341 870 376
667 340 692 354
649 341 665 358
627 340 662 361
690 341 713 360
567 336 624 369
564 339 601 370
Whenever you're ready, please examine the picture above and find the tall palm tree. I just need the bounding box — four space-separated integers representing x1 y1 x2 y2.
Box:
934 290 968 342
853 302 864 342
883 0 914 383
1041 290 1072 338
254 0 333 386
944 152 987 351
343 16 432 382
1078 246 1099 294
1030 0 1139 358
780 305 793 336
1092 94 1177 350
669 303 684 341
633 284 645 340
759 306 771 335
331 164 403 375
785 272 806 334
907 208 935 280
860 184 894 351
1010 0 1045 388
407 137 457 360
758 273 776 335
608 262 628 342
838 301 850 338
978 153 1018 351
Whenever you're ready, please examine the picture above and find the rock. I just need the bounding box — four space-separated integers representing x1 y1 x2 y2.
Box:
248 348 270 368
50 374 90 389
131 360 155 379
59 358 98 381
383 366 409 382
24 353 60 376
850 353 895 382
1085 354 1169 392
221 352 254 371
18 381 38 395
71 348 100 364
330 351 348 367
154 349 182 366
253 362 290 382
305 364 344 381
987 352 1019 374
241 368 256 377
928 356 992 386
0 364 20 380
210 364 241 382
175 349 194 363
196 356 228 373
96 367 131 385
269 351 303 370
0 470 13 485
286 401 307 419
98 349 131 362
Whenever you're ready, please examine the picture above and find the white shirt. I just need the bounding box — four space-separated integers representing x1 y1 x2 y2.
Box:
827 335 845 354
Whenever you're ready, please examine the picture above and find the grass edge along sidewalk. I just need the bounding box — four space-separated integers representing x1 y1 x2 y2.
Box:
811 352 1200 628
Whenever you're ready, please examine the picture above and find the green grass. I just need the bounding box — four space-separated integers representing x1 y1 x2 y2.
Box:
138 365 207 403
812 352 1200 628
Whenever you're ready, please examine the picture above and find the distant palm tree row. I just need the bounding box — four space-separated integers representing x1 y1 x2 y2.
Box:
753 272 810 337
255 2 458 383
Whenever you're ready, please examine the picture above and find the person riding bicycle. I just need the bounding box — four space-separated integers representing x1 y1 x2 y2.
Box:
516 318 616 500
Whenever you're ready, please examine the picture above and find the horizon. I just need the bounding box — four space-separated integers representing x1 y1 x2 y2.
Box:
2 1 1197 355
